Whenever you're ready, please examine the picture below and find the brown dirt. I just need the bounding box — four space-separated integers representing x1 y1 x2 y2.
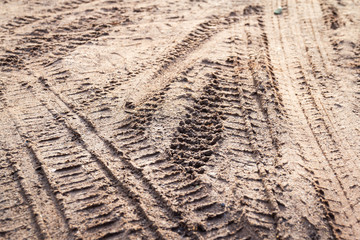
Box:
0 0 359 239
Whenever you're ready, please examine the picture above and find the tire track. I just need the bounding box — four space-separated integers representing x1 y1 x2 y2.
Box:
0 146 42 240
32 76 186 239
88 75 225 238
0 107 72 240
306 0 360 159
149 12 240 79
193 62 278 239
241 8 284 238
306 0 360 158
290 57 358 239
294 1 360 236
272 2 349 238
0 0 97 33
110 69 260 239
317 0 360 134
268 0 360 238
3 81 160 240
0 4 129 71
266 2 338 238
246 2 338 238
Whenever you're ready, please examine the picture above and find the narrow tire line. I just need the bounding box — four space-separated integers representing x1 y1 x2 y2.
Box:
26 143 77 240
296 142 339 239
3 143 46 240
231 11 280 237
241 9 286 238
237 88 280 238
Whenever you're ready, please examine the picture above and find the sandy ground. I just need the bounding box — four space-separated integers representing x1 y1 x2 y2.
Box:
0 0 359 239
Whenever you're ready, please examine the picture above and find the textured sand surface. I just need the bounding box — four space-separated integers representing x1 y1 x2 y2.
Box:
0 0 359 239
